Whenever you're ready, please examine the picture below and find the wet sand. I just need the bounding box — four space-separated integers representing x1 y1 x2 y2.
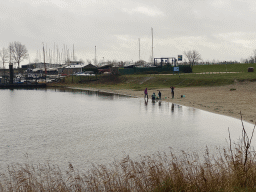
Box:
73 81 256 124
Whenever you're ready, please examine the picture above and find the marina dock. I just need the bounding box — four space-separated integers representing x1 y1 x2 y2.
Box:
0 83 46 89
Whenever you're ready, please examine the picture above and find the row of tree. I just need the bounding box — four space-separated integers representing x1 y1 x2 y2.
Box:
241 49 256 64
0 44 204 69
0 42 28 69
184 50 243 66
2 43 255 70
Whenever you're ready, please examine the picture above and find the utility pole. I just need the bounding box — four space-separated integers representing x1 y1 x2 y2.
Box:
73 44 75 61
95 46 97 66
139 38 140 61
54 42 55 64
3 61 5 84
9 45 13 84
57 45 59 64
3 48 6 84
9 44 11 64
151 27 154 64
43 43 46 82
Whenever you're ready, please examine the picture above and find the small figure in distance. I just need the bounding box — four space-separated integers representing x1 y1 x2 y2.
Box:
152 92 156 100
144 88 148 99
170 86 175 98
158 91 161 99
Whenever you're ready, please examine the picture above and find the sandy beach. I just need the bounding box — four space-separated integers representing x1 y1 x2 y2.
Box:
77 81 256 124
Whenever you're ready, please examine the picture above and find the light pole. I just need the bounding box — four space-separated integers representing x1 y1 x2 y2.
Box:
3 63 5 84
151 27 153 64
138 38 140 61
95 46 97 66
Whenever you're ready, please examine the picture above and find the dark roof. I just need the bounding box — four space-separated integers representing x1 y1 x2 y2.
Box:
124 65 135 68
98 64 112 69
83 64 97 69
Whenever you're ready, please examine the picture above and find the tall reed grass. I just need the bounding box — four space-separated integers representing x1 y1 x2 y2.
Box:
0 117 255 191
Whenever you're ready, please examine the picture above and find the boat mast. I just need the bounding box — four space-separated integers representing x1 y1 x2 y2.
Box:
73 44 75 61
95 46 97 65
43 43 46 76
151 27 153 64
139 38 140 61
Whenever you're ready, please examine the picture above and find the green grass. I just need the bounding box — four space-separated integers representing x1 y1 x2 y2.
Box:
192 63 256 73
53 70 256 91
49 63 256 91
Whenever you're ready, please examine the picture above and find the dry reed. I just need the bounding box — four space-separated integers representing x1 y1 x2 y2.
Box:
0 117 256 191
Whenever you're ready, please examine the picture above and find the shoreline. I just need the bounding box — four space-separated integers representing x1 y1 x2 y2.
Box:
68 81 256 124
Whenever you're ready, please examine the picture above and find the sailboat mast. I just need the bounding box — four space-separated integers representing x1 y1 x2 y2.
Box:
139 38 140 61
43 43 46 75
151 27 153 63
73 44 75 61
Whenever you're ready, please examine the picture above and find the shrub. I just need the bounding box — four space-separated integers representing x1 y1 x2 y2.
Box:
180 65 192 73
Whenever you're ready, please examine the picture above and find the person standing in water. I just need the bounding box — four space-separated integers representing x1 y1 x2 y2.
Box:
158 91 161 99
170 86 175 98
152 92 156 100
144 88 148 99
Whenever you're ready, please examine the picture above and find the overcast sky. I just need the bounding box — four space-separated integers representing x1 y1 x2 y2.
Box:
1 0 256 65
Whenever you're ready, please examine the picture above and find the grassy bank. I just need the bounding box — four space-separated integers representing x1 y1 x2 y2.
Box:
52 70 256 91
192 63 256 73
0 121 255 191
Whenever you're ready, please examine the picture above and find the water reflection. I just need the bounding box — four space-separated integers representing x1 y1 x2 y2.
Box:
52 87 123 100
0 88 254 172
141 97 184 116
144 98 148 106
169 103 182 113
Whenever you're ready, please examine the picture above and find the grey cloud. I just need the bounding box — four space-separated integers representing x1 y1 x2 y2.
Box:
1 0 256 63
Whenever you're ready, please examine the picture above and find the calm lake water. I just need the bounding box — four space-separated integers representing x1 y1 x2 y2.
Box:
0 88 254 171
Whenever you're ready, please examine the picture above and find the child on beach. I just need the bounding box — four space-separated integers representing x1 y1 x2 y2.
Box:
152 92 156 100
144 88 148 99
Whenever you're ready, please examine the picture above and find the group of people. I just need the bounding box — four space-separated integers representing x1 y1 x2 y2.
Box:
144 86 175 100
151 91 161 100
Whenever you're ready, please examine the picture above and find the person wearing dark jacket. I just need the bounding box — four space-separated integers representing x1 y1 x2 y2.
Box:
152 92 156 100
170 86 175 98
158 91 161 99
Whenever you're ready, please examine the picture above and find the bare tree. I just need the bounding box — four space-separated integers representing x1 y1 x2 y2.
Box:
184 50 201 67
9 41 28 68
251 49 256 63
0 47 9 69
249 56 254 64
135 60 146 66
